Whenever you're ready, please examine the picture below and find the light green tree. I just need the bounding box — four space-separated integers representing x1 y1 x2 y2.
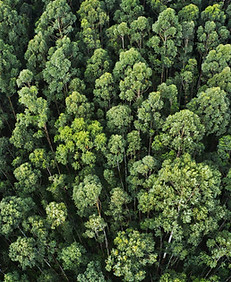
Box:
46 202 67 229
153 109 205 157
9 237 42 270
106 229 157 281
73 175 102 217
187 87 230 136
148 8 182 82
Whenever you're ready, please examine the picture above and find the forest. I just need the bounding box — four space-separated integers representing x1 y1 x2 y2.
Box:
1 0 231 281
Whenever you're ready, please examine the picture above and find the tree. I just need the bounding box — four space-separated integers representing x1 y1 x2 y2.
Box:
0 196 34 237
106 187 131 230
73 174 102 217
114 0 144 24
43 36 79 107
172 58 198 104
148 8 182 82
126 130 141 160
22 215 48 244
138 154 224 266
202 44 231 81
197 230 231 280
135 83 178 144
159 270 187 282
10 85 55 161
35 0 76 40
93 72 116 110
113 48 144 82
178 4 199 67
106 105 133 135
106 229 157 281
206 66 231 99
0 2 28 57
128 155 158 194
78 0 109 51
0 39 20 118
16 69 33 88
187 87 230 136
25 32 49 80
4 271 29 282
119 62 152 103
153 109 205 157
130 16 151 50
59 242 86 272
65 91 92 119
77 261 106 282
13 162 41 195
9 237 42 270
55 117 106 170
217 135 231 169
105 134 126 188
106 22 130 51
84 48 112 88
46 202 67 229
84 214 109 254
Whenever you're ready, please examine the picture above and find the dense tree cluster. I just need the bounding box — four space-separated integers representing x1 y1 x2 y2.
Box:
1 0 231 281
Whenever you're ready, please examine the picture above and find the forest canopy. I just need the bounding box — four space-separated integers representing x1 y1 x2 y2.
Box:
1 0 231 281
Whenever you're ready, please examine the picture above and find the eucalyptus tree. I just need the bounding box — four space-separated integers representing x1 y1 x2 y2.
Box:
114 0 144 24
43 36 80 109
78 0 109 52
187 87 230 136
0 196 34 237
106 229 157 281
147 8 182 82
0 40 20 119
153 109 205 157
84 48 112 90
138 154 224 269
73 174 103 217
77 261 106 282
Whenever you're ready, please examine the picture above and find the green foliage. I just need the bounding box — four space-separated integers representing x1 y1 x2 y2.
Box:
25 32 48 77
106 229 157 281
107 105 133 134
73 174 102 216
55 117 106 169
0 39 20 97
148 7 182 81
160 270 187 282
2 1 231 281
106 187 131 228
153 109 204 157
9 237 41 270
84 48 112 86
187 87 230 136
36 0 76 40
59 242 86 271
106 134 126 168
0 196 34 236
84 214 107 242
43 36 79 104
46 202 67 229
119 62 152 103
77 261 106 282
78 0 109 50
14 162 41 195
114 0 144 24
0 2 28 54
113 48 144 81
202 44 231 80
94 72 116 109
138 154 224 256
4 271 29 282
